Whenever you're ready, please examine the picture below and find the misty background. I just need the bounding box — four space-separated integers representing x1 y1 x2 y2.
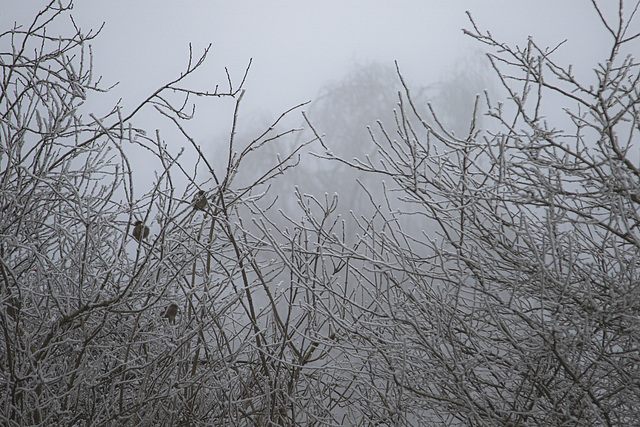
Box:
1 1 613 164
1 0 620 259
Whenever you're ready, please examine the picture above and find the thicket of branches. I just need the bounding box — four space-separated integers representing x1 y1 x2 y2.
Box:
2 1 640 426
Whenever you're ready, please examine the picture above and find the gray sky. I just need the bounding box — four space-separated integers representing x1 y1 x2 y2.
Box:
14 1 608 141
1 1 619 175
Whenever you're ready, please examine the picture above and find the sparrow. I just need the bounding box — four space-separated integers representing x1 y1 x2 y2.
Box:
192 190 208 212
132 220 149 242
162 303 179 324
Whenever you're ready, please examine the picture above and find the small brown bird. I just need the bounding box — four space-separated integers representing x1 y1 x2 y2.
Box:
132 220 149 242
192 190 208 212
162 303 179 324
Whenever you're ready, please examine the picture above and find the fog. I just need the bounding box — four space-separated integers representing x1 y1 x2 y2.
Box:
1 1 622 239
2 1 613 147
4 2 640 424
2 1 621 244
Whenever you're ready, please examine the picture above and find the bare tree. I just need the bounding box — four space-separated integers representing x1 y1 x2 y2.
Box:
296 1 640 425
0 2 328 425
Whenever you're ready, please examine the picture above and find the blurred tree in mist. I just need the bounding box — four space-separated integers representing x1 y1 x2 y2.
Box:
243 59 491 233
308 62 402 161
419 49 492 137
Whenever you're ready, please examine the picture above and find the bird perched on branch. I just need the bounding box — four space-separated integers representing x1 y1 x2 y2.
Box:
132 220 149 242
192 190 208 212
162 303 179 324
